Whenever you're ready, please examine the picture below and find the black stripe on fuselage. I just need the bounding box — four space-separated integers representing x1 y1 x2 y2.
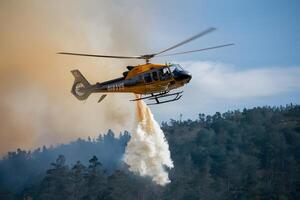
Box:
97 77 125 86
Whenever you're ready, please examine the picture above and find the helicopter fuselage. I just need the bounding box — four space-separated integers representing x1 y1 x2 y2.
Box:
71 63 192 104
91 63 191 94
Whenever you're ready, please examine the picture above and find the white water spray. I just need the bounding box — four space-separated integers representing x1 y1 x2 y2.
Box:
124 97 174 186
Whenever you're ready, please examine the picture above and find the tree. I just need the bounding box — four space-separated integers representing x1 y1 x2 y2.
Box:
37 155 72 200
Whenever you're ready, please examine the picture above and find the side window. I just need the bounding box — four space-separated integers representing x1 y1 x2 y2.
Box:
152 71 159 81
137 75 144 84
160 68 171 80
144 73 152 83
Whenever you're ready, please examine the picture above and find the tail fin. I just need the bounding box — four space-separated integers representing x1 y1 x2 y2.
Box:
71 70 92 101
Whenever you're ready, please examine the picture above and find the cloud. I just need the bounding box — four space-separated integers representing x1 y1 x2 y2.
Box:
184 61 300 99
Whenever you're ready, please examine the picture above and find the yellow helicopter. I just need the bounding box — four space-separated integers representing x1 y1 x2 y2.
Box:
59 27 233 105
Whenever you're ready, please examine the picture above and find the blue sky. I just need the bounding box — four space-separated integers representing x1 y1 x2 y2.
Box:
144 0 300 121
147 0 300 67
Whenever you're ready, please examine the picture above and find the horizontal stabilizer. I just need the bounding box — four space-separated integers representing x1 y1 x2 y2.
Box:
98 94 107 103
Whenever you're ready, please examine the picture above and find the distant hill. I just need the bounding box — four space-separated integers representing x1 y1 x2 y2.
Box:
0 131 130 193
0 105 299 200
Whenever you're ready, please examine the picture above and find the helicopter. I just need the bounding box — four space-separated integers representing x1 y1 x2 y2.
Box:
59 27 233 105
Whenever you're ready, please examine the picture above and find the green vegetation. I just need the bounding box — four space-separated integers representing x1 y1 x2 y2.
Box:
1 105 299 199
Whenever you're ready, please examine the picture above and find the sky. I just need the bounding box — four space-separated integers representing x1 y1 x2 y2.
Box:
0 0 299 153
147 0 300 121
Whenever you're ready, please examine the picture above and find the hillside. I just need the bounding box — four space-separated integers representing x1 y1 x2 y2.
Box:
0 105 299 199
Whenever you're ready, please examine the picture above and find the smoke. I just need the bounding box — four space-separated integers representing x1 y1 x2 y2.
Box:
0 0 151 155
124 97 174 186
1 1 174 185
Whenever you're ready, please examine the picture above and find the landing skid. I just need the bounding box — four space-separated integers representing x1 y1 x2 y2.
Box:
130 91 183 105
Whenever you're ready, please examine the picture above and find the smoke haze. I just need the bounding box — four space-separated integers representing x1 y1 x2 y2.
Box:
0 0 151 155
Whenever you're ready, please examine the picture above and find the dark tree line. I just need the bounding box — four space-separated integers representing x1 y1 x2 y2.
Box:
161 104 300 200
0 131 130 193
20 155 159 200
0 104 299 200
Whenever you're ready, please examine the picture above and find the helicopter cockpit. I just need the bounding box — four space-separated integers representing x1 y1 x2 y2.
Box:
168 64 192 82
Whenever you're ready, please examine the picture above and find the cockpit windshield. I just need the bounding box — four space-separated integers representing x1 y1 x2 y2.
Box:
169 64 184 74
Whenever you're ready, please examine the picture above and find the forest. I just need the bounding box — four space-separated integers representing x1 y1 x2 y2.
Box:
0 105 299 200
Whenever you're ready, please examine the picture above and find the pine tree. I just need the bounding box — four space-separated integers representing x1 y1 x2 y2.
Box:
37 155 72 200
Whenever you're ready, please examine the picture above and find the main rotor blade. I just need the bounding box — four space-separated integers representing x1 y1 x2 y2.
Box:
154 27 217 56
58 52 142 59
156 43 234 57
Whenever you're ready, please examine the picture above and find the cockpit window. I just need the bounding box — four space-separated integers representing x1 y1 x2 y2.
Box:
163 67 170 75
169 64 184 74
159 67 171 80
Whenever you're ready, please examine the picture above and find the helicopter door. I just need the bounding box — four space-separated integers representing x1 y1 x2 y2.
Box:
144 73 152 83
152 71 159 81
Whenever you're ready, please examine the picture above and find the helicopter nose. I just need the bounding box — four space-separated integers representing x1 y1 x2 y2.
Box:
185 71 192 82
175 71 192 82
187 72 192 82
